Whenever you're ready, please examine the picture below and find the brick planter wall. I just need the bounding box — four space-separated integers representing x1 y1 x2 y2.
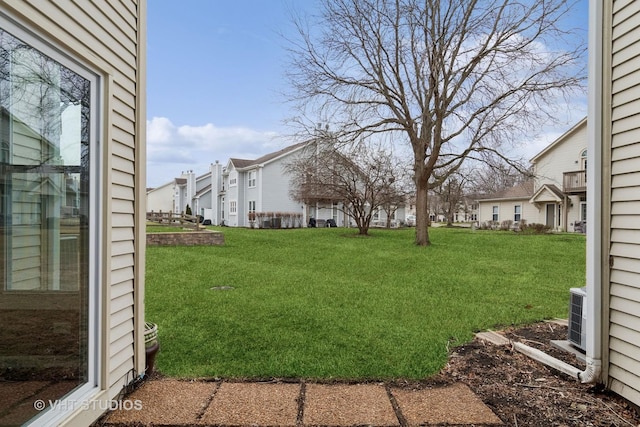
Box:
146 230 224 246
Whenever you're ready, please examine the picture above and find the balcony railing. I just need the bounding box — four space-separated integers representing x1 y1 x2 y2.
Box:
563 170 587 194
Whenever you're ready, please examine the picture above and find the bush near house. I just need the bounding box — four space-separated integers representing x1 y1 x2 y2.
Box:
478 220 551 234
254 211 304 228
145 226 585 380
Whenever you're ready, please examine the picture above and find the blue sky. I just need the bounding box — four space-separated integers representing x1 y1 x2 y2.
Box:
147 0 311 187
146 0 589 188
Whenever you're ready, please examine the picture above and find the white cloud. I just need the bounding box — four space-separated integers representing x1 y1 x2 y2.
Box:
146 117 282 187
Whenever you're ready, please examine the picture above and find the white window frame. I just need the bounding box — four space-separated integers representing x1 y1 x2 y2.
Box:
248 170 256 188
580 149 587 170
230 200 237 215
492 206 499 222
514 205 521 222
1 14 103 426
580 201 587 221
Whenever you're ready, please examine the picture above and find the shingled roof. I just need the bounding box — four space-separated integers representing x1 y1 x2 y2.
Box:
229 141 309 170
477 180 535 201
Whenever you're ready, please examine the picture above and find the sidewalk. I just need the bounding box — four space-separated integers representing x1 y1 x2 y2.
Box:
102 379 502 426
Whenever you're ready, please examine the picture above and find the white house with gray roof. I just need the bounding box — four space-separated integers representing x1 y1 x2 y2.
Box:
147 141 350 227
477 118 588 231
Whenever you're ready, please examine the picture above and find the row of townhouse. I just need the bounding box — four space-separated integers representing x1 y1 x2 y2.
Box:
150 118 588 232
150 143 502 229
477 118 588 232
148 141 358 228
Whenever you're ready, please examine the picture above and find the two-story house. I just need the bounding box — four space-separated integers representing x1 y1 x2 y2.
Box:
148 141 352 228
529 118 588 231
218 142 311 227
477 118 587 231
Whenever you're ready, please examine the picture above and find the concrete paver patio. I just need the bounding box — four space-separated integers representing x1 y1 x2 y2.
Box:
102 379 502 426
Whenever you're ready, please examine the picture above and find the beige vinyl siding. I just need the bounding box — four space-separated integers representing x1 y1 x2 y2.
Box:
607 0 640 407
8 121 45 290
477 199 537 225
2 0 144 407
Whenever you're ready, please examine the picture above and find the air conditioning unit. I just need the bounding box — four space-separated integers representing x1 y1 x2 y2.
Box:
568 287 587 351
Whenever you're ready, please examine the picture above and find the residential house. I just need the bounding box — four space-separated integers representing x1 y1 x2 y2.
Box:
220 143 312 227
428 190 478 224
0 1 146 426
585 0 640 409
146 180 174 215
530 118 588 231
476 180 537 228
477 118 587 231
147 142 359 228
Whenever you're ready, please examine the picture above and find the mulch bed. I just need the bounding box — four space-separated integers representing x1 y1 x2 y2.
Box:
425 321 640 426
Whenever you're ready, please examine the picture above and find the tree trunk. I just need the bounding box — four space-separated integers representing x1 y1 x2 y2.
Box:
415 180 431 246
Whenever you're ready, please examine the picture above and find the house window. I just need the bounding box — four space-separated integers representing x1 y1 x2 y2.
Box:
0 24 100 423
581 149 587 170
248 200 256 213
492 206 499 221
514 205 521 222
248 170 256 188
229 171 237 187
580 202 587 221
373 208 380 221
230 200 237 215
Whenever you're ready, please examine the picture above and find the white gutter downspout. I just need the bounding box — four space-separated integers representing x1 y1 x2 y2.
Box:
580 0 604 384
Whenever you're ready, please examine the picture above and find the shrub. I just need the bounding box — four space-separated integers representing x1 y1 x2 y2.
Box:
517 219 528 232
500 220 513 231
520 223 552 234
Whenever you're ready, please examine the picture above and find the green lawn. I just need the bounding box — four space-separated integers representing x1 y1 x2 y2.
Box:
145 226 585 380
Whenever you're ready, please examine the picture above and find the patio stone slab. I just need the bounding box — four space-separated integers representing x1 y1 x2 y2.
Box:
105 379 216 425
201 382 300 426
392 383 502 425
304 383 399 426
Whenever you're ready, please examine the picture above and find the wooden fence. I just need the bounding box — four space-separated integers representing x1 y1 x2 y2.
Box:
146 211 202 230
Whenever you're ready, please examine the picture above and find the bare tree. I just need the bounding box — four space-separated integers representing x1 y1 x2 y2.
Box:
470 162 532 196
376 151 413 228
286 0 586 245
432 172 470 226
286 137 409 235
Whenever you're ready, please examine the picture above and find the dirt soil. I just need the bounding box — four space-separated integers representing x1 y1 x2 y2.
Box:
418 321 640 426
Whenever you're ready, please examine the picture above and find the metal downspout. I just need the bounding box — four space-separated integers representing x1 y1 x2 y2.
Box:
580 0 605 384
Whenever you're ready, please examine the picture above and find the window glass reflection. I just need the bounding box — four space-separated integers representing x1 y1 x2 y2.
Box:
0 27 91 425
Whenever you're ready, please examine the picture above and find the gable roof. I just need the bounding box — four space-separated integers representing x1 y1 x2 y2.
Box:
529 183 564 205
477 180 535 202
194 184 211 199
229 141 309 170
530 117 587 163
